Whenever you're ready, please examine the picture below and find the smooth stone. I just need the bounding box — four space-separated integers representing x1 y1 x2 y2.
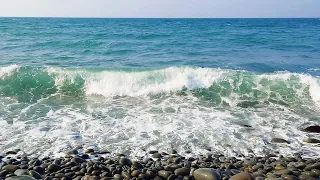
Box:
295 162 306 169
81 154 90 159
252 170 265 178
0 170 10 177
113 174 123 179
47 164 61 173
119 158 132 166
2 165 19 173
158 170 172 179
66 149 78 155
252 164 264 171
298 175 316 180
304 138 320 143
304 163 320 171
193 168 221 180
14 169 29 176
167 174 178 180
231 169 241 175
148 150 158 154
5 175 36 180
32 167 43 174
229 172 254 180
281 175 298 180
6 151 18 155
132 162 143 169
271 138 290 144
311 169 320 176
301 171 317 178
85 149 95 154
83 175 99 180
71 157 86 164
274 165 285 171
302 125 320 133
29 170 41 179
121 171 131 179
131 170 140 177
152 153 161 159
175 168 191 176
274 170 292 176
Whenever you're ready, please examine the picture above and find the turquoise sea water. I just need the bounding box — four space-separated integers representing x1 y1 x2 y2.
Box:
0 18 319 157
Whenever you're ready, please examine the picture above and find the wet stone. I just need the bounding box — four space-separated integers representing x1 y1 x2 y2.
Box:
281 175 298 180
29 170 42 179
175 167 191 176
47 164 61 173
158 170 173 179
5 175 37 180
193 168 221 180
229 172 254 180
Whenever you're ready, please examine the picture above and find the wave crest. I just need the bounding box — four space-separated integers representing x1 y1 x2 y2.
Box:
0 65 319 109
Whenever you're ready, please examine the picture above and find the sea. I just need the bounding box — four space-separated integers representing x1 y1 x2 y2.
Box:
0 18 319 158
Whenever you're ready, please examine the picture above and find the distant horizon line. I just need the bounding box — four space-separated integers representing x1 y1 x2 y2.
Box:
0 16 319 19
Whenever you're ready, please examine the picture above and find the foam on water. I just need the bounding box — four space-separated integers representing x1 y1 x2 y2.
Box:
47 66 224 97
0 64 20 78
0 65 320 158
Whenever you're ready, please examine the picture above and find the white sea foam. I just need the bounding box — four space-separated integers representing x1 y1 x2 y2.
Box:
0 64 20 78
45 67 320 107
1 66 320 158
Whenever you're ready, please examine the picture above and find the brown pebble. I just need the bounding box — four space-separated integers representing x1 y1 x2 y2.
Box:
230 172 254 180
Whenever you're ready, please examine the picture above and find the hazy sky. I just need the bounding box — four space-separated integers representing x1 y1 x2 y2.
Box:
0 0 319 18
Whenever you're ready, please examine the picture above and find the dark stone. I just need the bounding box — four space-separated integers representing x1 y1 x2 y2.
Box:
231 169 241 175
121 171 131 179
158 170 173 179
81 154 90 159
271 138 290 144
5 175 36 180
14 169 29 176
83 175 99 180
298 175 316 180
132 162 143 169
311 169 320 176
131 170 140 177
29 170 42 179
281 175 298 180
302 125 320 133
119 157 132 166
32 160 41 166
71 157 86 164
252 164 264 171
85 149 95 154
6 151 18 155
175 168 191 176
274 170 292 176
304 138 320 143
193 168 221 180
168 174 178 180
113 174 123 179
2 165 19 173
33 166 43 174
66 149 78 156
229 172 254 180
304 163 320 171
152 153 161 159
47 164 61 173
148 150 158 154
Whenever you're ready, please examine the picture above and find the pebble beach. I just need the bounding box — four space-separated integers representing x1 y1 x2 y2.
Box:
1 125 319 180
